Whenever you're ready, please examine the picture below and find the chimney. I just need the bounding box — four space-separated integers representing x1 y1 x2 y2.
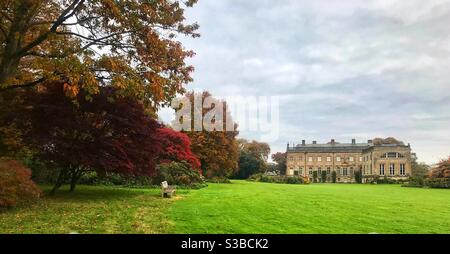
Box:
368 139 373 144
302 140 306 146
352 139 356 145
331 139 335 145
312 141 317 145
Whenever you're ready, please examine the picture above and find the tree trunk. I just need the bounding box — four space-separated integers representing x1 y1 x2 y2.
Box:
0 2 31 86
50 168 67 195
69 168 83 192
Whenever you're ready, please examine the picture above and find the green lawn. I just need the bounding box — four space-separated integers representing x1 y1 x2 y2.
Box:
0 185 190 234
1 181 450 233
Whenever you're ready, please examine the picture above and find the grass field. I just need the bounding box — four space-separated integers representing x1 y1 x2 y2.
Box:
1 181 450 234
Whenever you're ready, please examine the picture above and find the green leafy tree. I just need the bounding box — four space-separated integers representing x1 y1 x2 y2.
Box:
332 171 337 183
271 152 287 175
321 171 327 183
354 170 363 183
313 171 318 183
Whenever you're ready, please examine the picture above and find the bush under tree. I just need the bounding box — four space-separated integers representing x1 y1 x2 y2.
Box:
0 158 41 209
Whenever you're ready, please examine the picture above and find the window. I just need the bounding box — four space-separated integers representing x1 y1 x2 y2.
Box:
308 157 313 162
327 157 331 162
294 170 299 176
359 157 363 162
383 152 403 158
349 157 354 162
389 163 395 175
379 164 385 175
400 164 405 175
289 170 294 175
342 168 348 176
299 168 303 175
327 167 331 174
309 168 313 175
318 168 322 174
317 157 322 162
336 157 341 162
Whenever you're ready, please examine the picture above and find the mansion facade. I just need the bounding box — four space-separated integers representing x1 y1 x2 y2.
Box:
286 139 412 183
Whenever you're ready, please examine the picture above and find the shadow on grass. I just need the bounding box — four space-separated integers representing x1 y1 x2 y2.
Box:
39 185 160 203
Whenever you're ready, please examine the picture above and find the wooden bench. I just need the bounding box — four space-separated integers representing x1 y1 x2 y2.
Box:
160 181 176 198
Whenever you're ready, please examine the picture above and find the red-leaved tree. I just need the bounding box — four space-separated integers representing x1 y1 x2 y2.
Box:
23 81 164 194
156 127 201 171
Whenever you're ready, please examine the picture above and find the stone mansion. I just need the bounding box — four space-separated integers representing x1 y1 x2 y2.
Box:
286 138 412 183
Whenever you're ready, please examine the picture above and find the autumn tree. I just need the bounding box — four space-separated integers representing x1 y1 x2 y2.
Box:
271 152 287 175
428 157 450 179
21 81 166 194
0 0 198 110
156 127 201 171
173 91 239 178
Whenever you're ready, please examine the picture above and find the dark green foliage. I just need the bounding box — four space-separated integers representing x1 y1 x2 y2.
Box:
332 171 337 183
205 177 231 184
234 150 263 179
78 161 206 189
153 162 205 188
271 152 287 175
411 161 430 177
402 176 425 188
423 178 450 188
354 170 363 183
321 171 327 183
312 171 318 183
248 174 306 185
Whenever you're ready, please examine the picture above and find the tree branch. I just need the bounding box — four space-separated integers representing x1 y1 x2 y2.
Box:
0 77 47 91
15 0 86 57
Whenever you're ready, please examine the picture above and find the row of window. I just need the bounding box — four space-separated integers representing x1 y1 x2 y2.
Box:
288 156 363 162
289 152 405 163
292 167 354 176
379 163 406 176
291 163 406 176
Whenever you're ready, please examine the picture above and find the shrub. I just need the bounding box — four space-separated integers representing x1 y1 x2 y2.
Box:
78 172 153 187
22 158 59 184
206 177 231 184
312 171 318 183
77 161 206 189
402 176 425 188
321 171 327 183
424 178 450 188
153 161 206 188
354 170 363 183
0 158 41 209
331 171 337 183
248 174 307 185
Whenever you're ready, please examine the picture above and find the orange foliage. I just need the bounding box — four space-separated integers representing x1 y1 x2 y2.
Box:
0 158 41 208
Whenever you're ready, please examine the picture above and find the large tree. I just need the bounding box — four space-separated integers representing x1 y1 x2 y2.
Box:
428 157 450 179
174 91 239 178
234 139 270 179
0 0 198 110
19 81 199 193
271 152 287 175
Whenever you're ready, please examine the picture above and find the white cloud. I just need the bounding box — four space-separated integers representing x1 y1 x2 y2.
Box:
173 0 450 164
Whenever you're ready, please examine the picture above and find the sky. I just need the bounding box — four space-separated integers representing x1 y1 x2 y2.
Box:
159 0 450 164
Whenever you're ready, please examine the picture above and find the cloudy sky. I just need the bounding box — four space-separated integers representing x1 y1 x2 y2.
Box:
160 0 450 164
